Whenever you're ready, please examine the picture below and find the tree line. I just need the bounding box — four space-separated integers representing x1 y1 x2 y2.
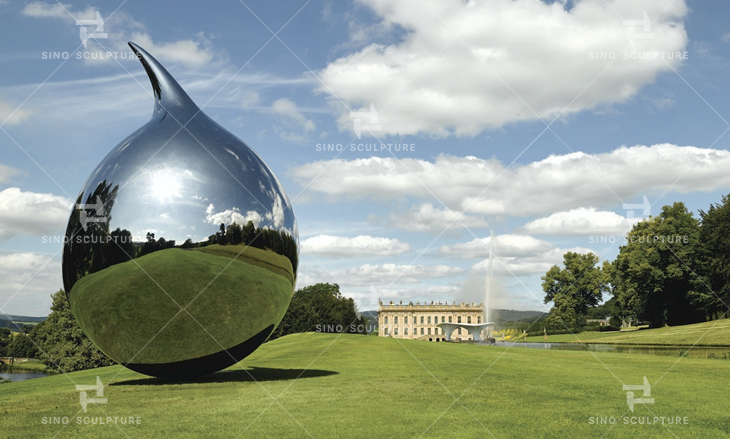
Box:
542 196 730 330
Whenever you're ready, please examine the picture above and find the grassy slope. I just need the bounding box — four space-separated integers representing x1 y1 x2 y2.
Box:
521 320 730 346
1 333 728 438
586 319 730 346
195 244 295 284
70 248 293 364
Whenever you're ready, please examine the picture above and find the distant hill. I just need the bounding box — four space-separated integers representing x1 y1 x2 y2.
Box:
0 315 47 331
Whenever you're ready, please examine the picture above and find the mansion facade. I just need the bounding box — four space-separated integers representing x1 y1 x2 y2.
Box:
378 301 486 341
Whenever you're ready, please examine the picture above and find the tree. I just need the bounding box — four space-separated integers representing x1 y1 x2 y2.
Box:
226 222 243 245
696 194 730 319
0 327 11 356
5 330 38 358
270 283 368 340
32 290 113 372
542 252 609 330
612 203 704 327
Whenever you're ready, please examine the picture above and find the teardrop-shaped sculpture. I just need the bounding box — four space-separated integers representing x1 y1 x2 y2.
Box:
62 42 298 379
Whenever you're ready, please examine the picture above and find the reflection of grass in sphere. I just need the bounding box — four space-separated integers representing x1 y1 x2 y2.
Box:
69 245 294 365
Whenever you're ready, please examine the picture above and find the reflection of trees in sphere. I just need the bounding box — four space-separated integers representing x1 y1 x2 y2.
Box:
62 43 298 379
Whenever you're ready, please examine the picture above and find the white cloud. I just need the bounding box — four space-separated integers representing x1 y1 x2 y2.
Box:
291 144 730 218
205 204 263 228
21 1 75 19
439 234 594 276
128 32 215 68
0 164 22 183
302 234 410 257
471 246 595 277
319 0 688 137
0 96 33 126
0 252 61 316
384 203 488 234
270 98 316 144
0 188 72 241
300 263 463 287
21 4 217 68
519 207 640 236
439 234 554 259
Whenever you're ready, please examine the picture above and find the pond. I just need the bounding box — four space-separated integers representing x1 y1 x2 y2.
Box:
485 341 730 359
0 371 49 382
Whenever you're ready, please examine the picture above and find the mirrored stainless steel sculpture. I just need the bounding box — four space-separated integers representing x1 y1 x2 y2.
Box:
62 42 298 379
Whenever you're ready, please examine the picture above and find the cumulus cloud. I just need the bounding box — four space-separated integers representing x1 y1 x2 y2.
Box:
519 207 640 236
205 204 263 228
302 234 410 257
291 145 730 218
384 203 488 234
319 0 688 137
270 98 316 144
0 188 72 241
439 234 594 276
0 252 62 316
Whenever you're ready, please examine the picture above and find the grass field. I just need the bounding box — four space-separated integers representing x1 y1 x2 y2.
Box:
195 244 295 284
69 248 293 364
0 333 727 438
522 319 730 346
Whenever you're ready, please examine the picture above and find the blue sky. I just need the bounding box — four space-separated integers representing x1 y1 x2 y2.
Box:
2 0 730 316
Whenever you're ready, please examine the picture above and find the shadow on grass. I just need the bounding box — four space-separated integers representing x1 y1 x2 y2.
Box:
110 367 339 386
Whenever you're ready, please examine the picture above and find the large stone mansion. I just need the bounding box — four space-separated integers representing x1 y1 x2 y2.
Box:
378 300 487 341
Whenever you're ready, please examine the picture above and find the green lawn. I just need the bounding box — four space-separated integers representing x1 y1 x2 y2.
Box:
69 248 293 365
195 244 295 284
1 333 727 438
521 331 621 343
587 319 730 346
520 319 730 346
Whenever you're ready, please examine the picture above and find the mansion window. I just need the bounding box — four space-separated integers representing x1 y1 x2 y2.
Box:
427 316 431 324
468 316 472 324
477 316 481 323
449 316 452 323
405 328 408 335
458 316 462 323
385 317 388 324
421 328 424 335
395 328 399 335
405 316 408 324
395 316 398 324
421 316 424 324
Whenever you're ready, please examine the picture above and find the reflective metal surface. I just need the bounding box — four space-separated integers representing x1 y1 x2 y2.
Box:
62 42 298 378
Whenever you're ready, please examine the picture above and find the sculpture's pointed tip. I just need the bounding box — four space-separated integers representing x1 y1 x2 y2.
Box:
128 41 198 117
